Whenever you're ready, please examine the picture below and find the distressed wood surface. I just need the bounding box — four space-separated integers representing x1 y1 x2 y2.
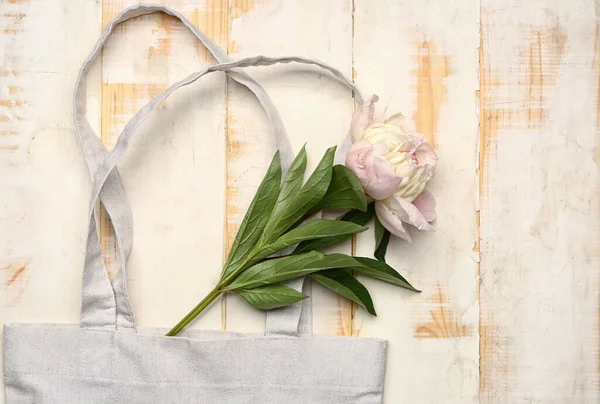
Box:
225 0 354 334
353 1 480 402
99 0 229 331
479 0 600 402
0 0 103 397
0 0 599 403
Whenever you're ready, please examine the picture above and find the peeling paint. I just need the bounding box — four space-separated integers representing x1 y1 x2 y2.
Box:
192 1 228 57
412 40 450 146
414 288 474 339
230 0 266 19
5 265 25 286
228 40 241 55
1 260 30 306
523 26 566 129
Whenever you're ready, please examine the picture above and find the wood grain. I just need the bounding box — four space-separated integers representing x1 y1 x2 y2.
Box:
0 1 102 318
224 0 354 334
479 0 600 401
0 0 103 398
353 0 480 402
100 0 228 330
413 40 450 146
0 1 599 403
414 289 475 339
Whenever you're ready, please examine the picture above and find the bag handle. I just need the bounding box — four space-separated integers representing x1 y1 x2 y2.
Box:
77 4 363 336
74 3 298 331
83 54 362 334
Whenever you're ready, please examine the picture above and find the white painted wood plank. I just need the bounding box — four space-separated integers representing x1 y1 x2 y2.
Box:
353 0 481 402
225 0 354 334
100 0 228 331
0 0 102 400
479 0 600 401
2 1 598 402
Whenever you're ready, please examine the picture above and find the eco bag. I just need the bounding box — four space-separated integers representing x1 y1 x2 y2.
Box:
3 4 387 403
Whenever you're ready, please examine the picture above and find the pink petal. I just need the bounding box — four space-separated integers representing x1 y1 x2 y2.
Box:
346 140 402 201
345 140 374 186
396 197 435 232
363 152 403 200
350 95 379 142
408 136 425 153
415 142 438 171
412 190 436 222
375 200 412 242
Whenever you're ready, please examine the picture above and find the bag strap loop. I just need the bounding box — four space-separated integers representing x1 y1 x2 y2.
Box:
76 4 362 336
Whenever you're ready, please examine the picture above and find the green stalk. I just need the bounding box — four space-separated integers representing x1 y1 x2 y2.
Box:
165 285 222 336
166 245 265 337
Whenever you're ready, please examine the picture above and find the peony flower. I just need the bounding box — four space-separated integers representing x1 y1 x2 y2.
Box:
345 95 438 242
375 190 436 242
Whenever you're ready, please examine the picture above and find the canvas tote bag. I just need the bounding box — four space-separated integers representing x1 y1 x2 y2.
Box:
3 4 387 403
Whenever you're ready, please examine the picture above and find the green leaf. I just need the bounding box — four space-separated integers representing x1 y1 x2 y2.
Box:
252 252 419 293
374 215 385 247
314 165 367 211
374 231 390 262
374 216 391 262
221 152 282 279
225 251 364 290
261 147 336 244
236 284 307 310
293 203 375 254
312 269 376 315
352 257 420 292
255 220 367 260
267 145 307 227
339 201 375 224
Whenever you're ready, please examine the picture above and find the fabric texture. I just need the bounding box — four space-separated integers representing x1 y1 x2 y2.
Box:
3 4 387 403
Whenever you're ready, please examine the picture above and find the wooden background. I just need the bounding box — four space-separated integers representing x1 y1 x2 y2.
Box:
1 0 598 402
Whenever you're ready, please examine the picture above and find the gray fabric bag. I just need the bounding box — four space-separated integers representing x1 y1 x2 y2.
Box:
3 4 387 403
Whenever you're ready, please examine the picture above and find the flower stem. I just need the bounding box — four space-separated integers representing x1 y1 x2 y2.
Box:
165 285 222 336
166 244 268 336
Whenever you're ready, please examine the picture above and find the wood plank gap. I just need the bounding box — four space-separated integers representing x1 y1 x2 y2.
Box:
221 0 232 332
477 6 485 401
100 3 118 281
349 0 357 336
